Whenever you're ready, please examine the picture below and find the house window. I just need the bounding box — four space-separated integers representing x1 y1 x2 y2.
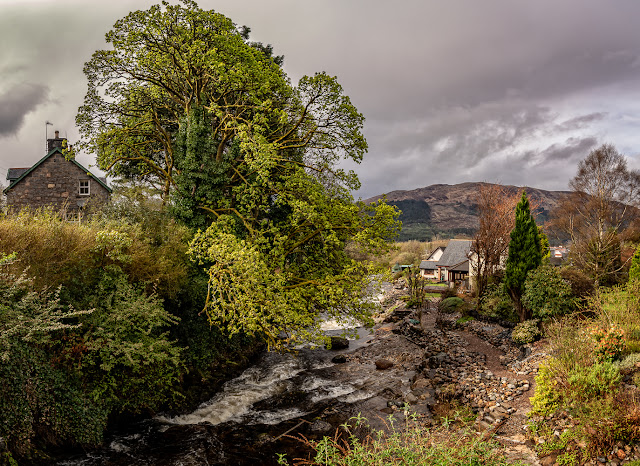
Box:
79 180 90 196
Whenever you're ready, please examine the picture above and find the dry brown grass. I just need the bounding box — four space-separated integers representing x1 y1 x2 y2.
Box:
0 208 96 289
0 208 191 298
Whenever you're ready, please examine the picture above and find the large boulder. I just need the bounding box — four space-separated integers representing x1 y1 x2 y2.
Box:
325 336 349 350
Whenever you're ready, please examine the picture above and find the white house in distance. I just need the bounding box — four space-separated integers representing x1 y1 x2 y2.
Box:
418 246 444 280
421 239 558 292
420 240 473 289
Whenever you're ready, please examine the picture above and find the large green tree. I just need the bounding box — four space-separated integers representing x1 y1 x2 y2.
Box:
77 0 399 348
505 191 542 321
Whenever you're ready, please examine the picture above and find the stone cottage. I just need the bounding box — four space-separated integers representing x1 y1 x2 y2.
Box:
3 131 111 216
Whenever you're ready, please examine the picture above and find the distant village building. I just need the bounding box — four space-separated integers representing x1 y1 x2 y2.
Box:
549 246 569 266
3 131 111 216
418 246 445 280
418 240 563 292
420 240 473 289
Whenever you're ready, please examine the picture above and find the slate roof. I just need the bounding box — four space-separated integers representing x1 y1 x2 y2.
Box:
7 168 29 181
436 239 472 268
419 260 438 270
449 259 469 273
4 147 112 194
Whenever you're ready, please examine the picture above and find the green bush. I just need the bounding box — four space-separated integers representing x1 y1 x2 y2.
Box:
512 319 541 345
567 361 621 400
0 249 186 458
439 297 464 314
630 245 640 283
77 270 185 413
0 270 107 457
523 265 575 319
530 362 562 417
479 282 517 322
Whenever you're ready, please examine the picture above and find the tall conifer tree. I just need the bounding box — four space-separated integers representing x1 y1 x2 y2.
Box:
505 191 542 321
629 245 640 283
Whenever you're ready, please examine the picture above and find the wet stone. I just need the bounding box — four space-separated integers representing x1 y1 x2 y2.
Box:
375 359 394 370
308 420 333 435
326 336 349 350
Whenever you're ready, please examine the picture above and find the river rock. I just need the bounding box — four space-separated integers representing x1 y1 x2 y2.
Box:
331 354 347 363
539 454 557 466
308 420 334 435
326 336 349 350
404 393 418 404
375 359 394 370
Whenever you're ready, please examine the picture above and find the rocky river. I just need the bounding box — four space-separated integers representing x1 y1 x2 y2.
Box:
56 286 550 465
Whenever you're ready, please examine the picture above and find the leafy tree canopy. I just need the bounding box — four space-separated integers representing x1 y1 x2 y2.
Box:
77 0 400 348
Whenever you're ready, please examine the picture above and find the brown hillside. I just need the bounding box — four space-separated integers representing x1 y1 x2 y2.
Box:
366 182 571 238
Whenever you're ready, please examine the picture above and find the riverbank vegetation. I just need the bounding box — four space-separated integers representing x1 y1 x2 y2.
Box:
526 277 640 464
0 203 261 463
280 413 518 466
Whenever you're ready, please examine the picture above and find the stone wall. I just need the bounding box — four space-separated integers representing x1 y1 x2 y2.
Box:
5 152 110 213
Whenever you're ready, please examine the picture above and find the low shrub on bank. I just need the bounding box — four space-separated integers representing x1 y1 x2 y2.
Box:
279 414 518 466
523 265 575 319
0 264 186 459
511 319 541 345
478 282 517 322
439 297 464 314
0 268 106 458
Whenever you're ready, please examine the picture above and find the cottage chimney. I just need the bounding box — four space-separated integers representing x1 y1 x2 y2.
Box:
47 129 66 153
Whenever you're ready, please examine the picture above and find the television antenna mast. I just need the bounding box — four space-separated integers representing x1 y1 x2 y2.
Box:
45 121 53 152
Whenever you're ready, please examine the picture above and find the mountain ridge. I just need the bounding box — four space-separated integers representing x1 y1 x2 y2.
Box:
365 182 571 241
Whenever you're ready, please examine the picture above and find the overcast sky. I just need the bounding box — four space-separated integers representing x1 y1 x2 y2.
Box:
2 0 640 199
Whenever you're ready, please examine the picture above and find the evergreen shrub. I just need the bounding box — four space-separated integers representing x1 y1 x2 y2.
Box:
479 282 517 322
511 320 541 345
523 265 575 319
439 297 464 314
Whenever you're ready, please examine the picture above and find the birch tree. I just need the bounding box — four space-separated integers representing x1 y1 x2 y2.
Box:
550 144 640 287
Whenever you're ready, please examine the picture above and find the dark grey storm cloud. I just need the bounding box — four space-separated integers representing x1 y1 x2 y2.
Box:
0 83 48 136
1 0 640 198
